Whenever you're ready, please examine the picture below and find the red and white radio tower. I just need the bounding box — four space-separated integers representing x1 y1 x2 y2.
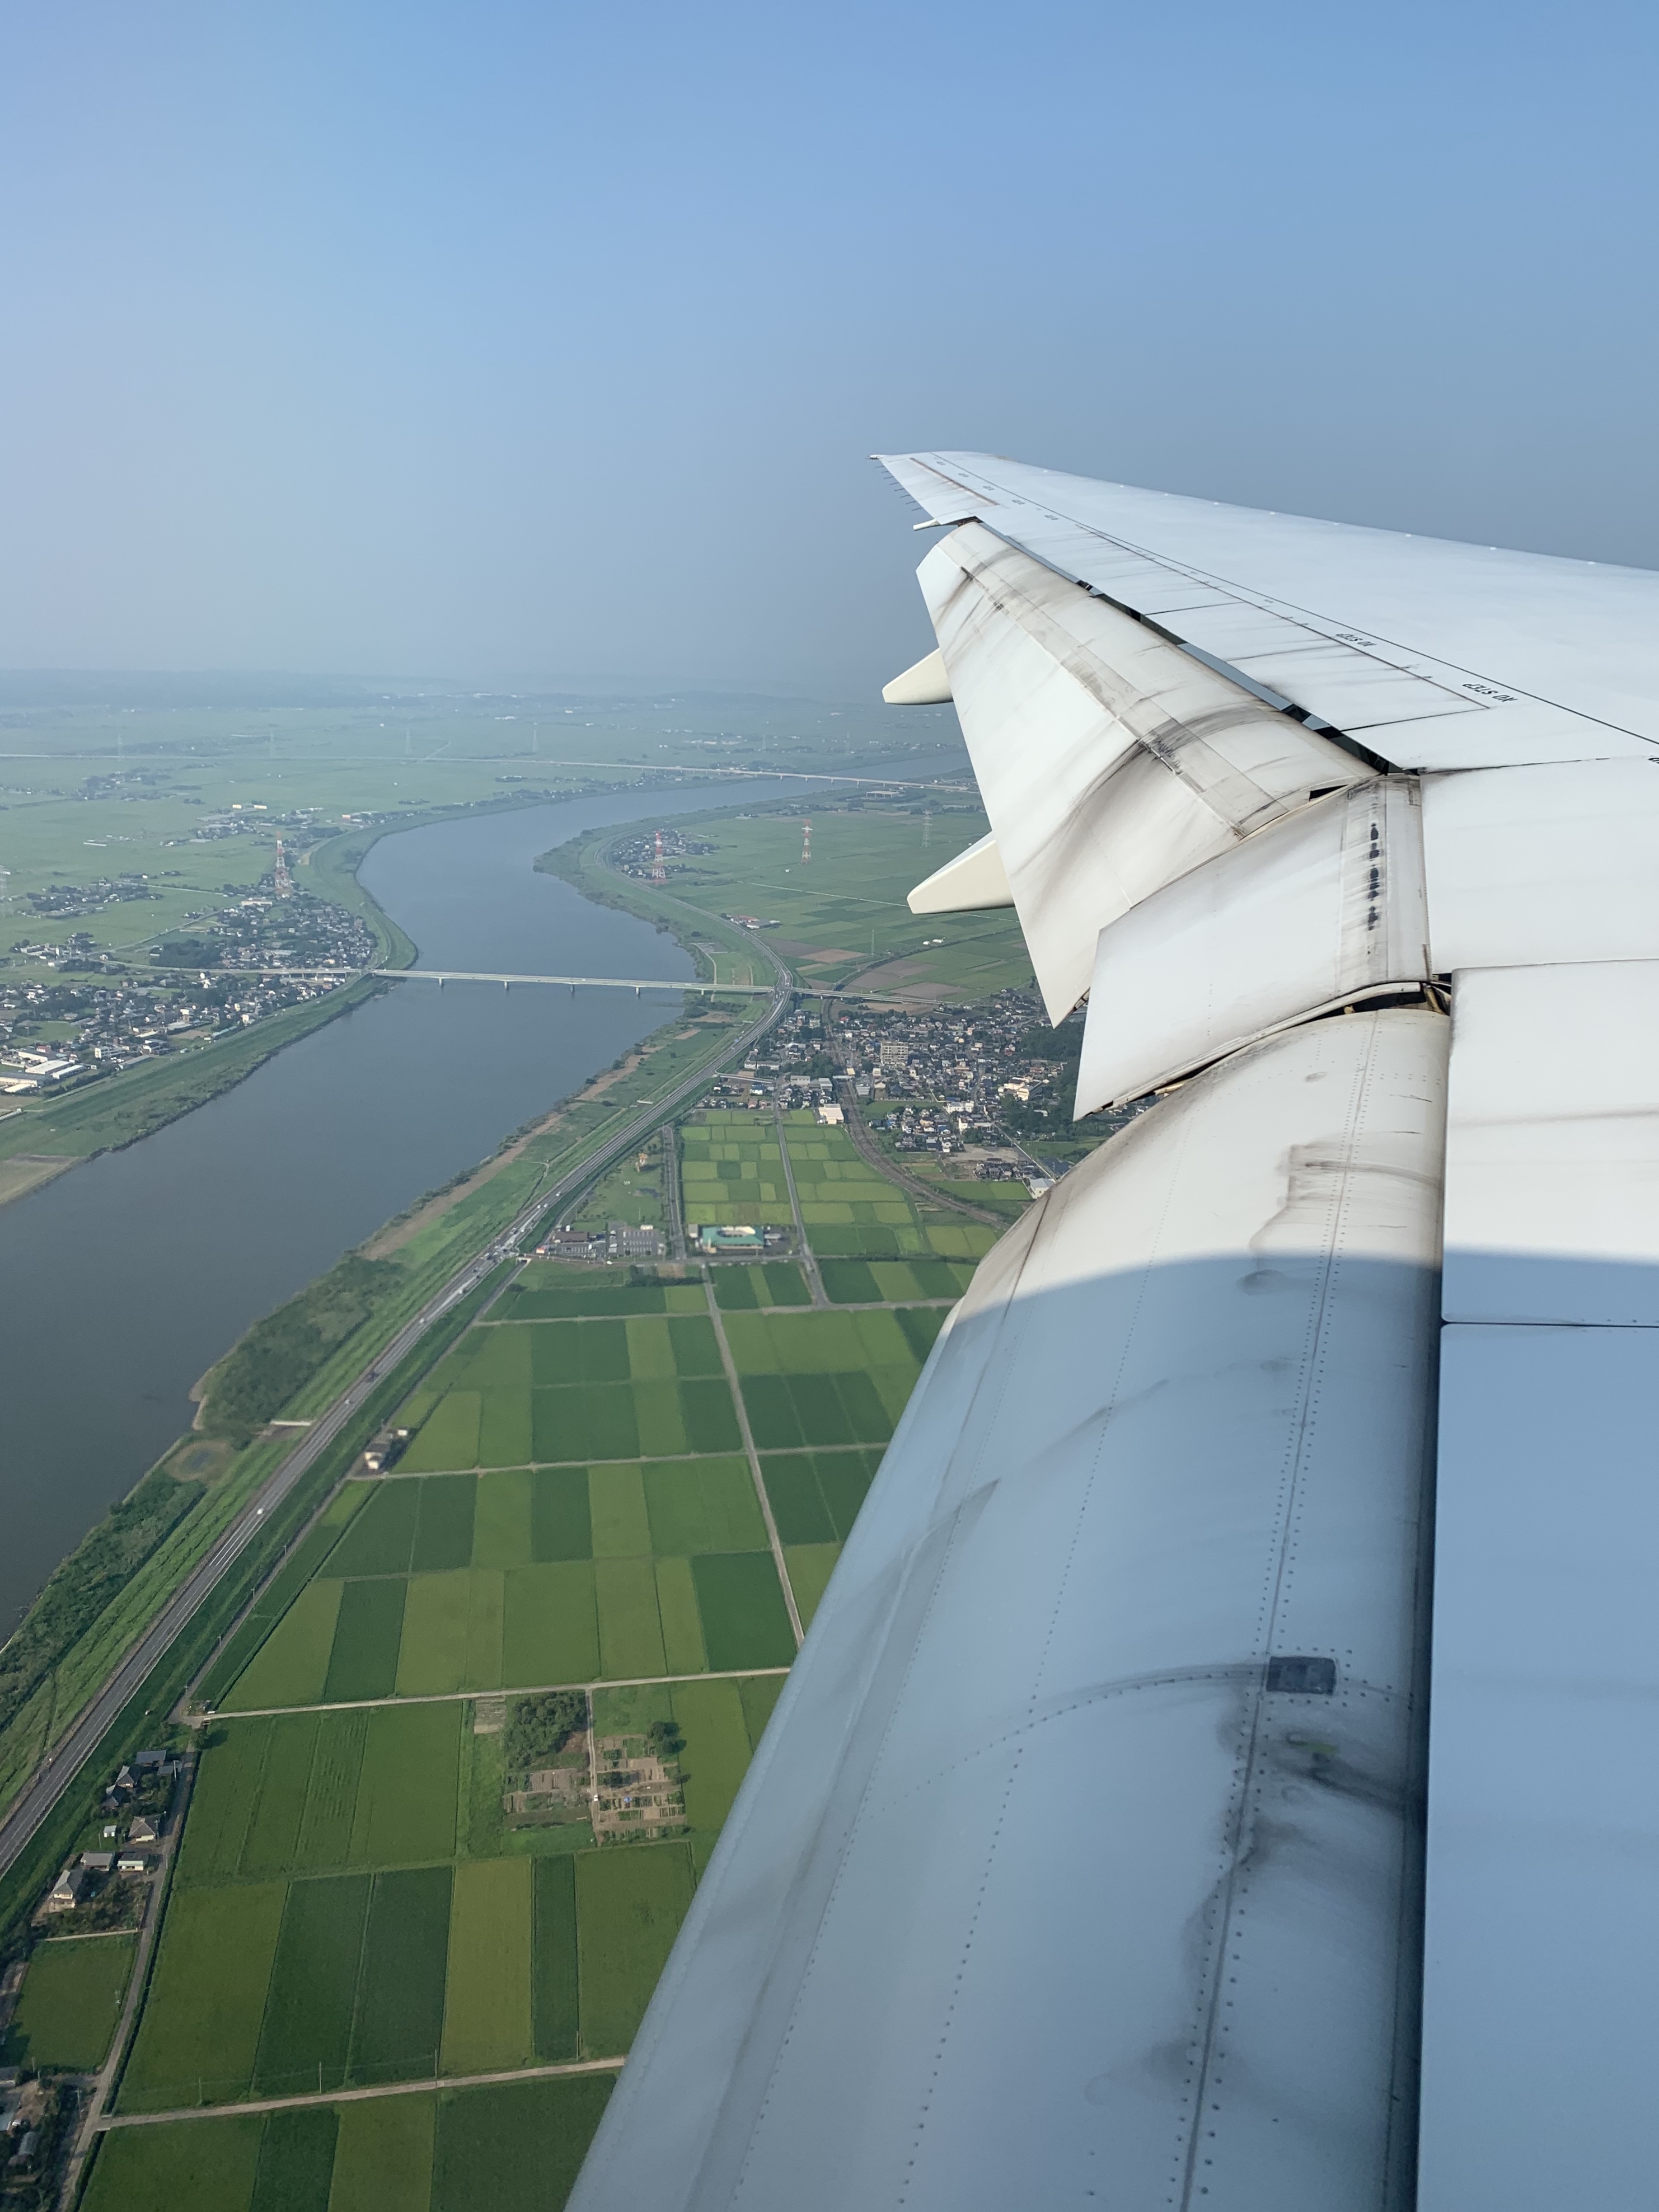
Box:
801 819 812 865
273 837 294 897
651 828 667 884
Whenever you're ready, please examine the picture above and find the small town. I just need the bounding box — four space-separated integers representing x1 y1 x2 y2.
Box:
0 882 374 1093
699 988 1109 1182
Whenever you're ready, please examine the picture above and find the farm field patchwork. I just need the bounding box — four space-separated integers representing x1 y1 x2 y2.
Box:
677 1115 794 1229
780 1116 1001 1261
84 2072 618 2212
711 1259 812 1309
121 1670 786 2111
723 1305 941 1450
818 1257 976 1304
634 802 1031 999
396 1311 741 1472
105 1122 985 2201
762 1448 884 1629
217 1459 794 1710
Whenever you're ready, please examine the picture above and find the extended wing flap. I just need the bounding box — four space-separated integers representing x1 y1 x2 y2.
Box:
1076 777 1430 1111
919 521 1367 1018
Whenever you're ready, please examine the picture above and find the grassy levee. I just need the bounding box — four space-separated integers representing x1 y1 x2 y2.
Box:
0 1472 204 1751
537 825 773 988
302 823 419 969
0 1276 504 1957
541 796 1033 1004
0 1440 285 1812
197 1258 401 1443
279 1008 758 1425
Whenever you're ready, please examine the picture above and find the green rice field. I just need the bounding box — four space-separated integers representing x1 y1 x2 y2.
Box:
210 1246 957 1718
711 1259 812 1309
84 2072 617 2212
100 1107 989 2203
3 1933 136 2071
677 1117 795 1229
124 1670 787 2111
216 1458 795 1711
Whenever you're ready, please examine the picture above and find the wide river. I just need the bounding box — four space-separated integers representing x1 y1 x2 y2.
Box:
0 781 788 1631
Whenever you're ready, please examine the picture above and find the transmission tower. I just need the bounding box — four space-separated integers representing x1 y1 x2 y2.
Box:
273 838 294 897
801 819 812 865
651 828 667 884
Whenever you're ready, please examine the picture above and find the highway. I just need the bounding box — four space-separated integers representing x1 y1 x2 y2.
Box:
0 970 793 1890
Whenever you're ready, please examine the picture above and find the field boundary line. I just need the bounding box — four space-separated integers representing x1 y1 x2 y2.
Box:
475 1294 957 1328
349 1426 930 1481
702 1271 804 1649
96 2055 626 2130
771 1099 827 1308
213 1664 793 1721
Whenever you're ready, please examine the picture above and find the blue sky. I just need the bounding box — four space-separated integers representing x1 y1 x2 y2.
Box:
1 0 1655 692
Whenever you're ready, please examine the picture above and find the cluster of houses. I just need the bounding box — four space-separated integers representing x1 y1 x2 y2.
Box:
0 2072 49 2182
41 1749 180 1917
361 1426 411 1474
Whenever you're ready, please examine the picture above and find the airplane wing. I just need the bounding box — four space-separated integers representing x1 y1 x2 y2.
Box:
569 459 1659 2212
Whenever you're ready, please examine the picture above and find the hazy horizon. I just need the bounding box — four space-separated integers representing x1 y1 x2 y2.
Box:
4 1 1656 696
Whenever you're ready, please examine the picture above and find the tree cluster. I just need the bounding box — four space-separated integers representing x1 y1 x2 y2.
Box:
504 1690 587 1770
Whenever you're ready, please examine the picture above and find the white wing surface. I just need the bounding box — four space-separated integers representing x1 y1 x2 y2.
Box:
571 1012 1444 2212
881 450 1659 765
571 456 1659 2211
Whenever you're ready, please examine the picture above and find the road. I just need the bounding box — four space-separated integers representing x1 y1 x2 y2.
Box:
772 1098 828 1307
659 1122 687 1262
57 1751 199 2201
0 972 793 1891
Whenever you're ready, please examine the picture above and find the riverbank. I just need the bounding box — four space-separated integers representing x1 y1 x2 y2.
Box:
0 793 782 1839
0 793 563 1215
0 988 754 1824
